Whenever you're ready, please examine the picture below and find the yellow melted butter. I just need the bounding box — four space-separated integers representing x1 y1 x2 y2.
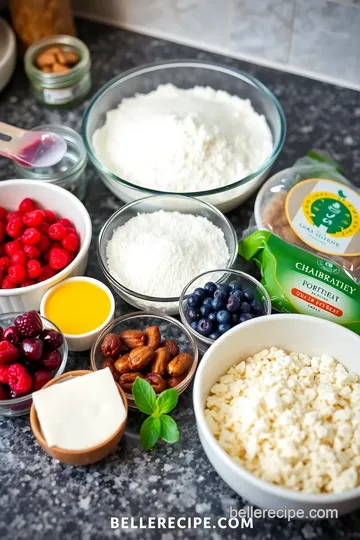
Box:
44 281 111 335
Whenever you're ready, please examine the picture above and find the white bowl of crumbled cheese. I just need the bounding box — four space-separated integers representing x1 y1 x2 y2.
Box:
193 314 360 515
98 194 237 315
82 61 286 213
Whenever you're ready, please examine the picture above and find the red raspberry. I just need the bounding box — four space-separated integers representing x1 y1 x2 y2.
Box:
11 250 27 266
32 370 52 391
0 207 7 221
23 210 44 228
22 279 35 287
38 235 50 253
38 222 49 235
58 218 73 228
48 223 66 241
7 363 32 395
43 209 57 224
6 217 24 238
48 247 71 271
27 260 42 279
6 211 21 222
62 233 79 253
2 278 16 289
0 365 9 383
0 222 5 242
0 256 10 272
0 383 8 400
5 240 22 257
37 266 55 282
19 198 36 215
14 310 43 338
8 265 27 284
0 340 19 364
21 228 41 245
23 245 40 260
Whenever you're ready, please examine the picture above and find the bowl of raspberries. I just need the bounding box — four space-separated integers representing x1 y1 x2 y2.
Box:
0 310 68 416
179 269 271 355
0 180 92 313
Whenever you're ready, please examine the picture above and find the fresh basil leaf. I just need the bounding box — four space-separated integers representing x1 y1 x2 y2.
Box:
132 377 156 415
156 388 178 414
140 416 161 450
160 415 179 444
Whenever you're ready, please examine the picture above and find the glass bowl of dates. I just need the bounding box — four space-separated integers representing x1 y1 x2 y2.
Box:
90 311 199 409
0 310 68 417
179 269 271 355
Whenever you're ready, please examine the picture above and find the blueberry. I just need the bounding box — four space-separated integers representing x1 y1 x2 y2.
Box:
202 297 214 308
190 321 198 331
204 282 217 295
211 297 225 310
230 289 244 301
187 294 200 308
229 280 242 291
218 323 231 334
187 308 200 322
240 302 251 313
200 305 213 318
226 295 241 312
251 299 264 314
209 331 221 340
216 310 231 324
217 284 231 295
193 287 207 300
240 313 253 323
197 318 214 336
208 312 218 322
243 288 254 303
231 313 240 326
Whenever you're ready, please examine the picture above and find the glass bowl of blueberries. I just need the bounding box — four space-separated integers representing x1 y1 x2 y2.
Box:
179 269 271 355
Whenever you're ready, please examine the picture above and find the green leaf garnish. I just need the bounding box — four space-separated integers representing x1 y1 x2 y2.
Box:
140 416 161 451
155 388 178 415
160 415 179 444
132 377 156 415
132 378 180 451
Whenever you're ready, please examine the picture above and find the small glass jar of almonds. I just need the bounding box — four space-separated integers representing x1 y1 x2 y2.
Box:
24 35 91 107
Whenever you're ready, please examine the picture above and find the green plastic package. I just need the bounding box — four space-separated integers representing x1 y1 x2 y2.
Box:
239 152 360 334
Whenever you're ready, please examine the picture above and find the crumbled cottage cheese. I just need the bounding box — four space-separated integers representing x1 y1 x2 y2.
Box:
205 347 360 493
93 84 273 193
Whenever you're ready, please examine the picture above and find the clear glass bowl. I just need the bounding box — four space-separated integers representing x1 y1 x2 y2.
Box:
82 60 286 213
98 194 238 315
0 313 68 417
90 311 199 409
14 124 88 201
179 269 272 355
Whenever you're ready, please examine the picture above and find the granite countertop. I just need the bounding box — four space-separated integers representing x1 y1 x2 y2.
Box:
1 17 360 540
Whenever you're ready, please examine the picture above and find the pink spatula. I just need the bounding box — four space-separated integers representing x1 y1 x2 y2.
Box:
0 121 67 168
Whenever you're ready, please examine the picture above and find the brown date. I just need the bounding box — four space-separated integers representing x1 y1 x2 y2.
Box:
119 372 145 393
167 353 193 377
160 339 179 359
145 326 161 349
167 374 187 388
145 373 167 394
119 330 146 350
102 358 120 382
129 346 154 371
150 347 170 375
114 353 131 375
101 333 122 357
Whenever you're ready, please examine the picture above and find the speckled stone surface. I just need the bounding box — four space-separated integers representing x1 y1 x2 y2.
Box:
0 17 360 540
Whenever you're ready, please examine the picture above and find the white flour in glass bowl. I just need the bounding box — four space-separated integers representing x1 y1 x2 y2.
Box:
93 84 273 207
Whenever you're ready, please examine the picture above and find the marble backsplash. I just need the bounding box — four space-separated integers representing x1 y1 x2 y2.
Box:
72 0 360 89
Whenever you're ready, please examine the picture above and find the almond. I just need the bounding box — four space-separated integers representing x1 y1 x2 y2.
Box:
52 62 70 74
36 51 56 68
119 330 146 350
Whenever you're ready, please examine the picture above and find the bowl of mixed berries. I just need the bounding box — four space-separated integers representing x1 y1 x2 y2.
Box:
0 310 68 416
179 269 271 355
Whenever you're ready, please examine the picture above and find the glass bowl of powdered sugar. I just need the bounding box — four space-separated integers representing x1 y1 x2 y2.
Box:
82 60 286 213
98 195 238 315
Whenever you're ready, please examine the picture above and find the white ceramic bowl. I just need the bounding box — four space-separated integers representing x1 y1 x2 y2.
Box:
193 314 360 516
0 180 92 313
0 18 16 93
40 277 115 352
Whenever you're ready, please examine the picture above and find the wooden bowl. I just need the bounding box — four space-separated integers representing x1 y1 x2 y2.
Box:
30 370 128 466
